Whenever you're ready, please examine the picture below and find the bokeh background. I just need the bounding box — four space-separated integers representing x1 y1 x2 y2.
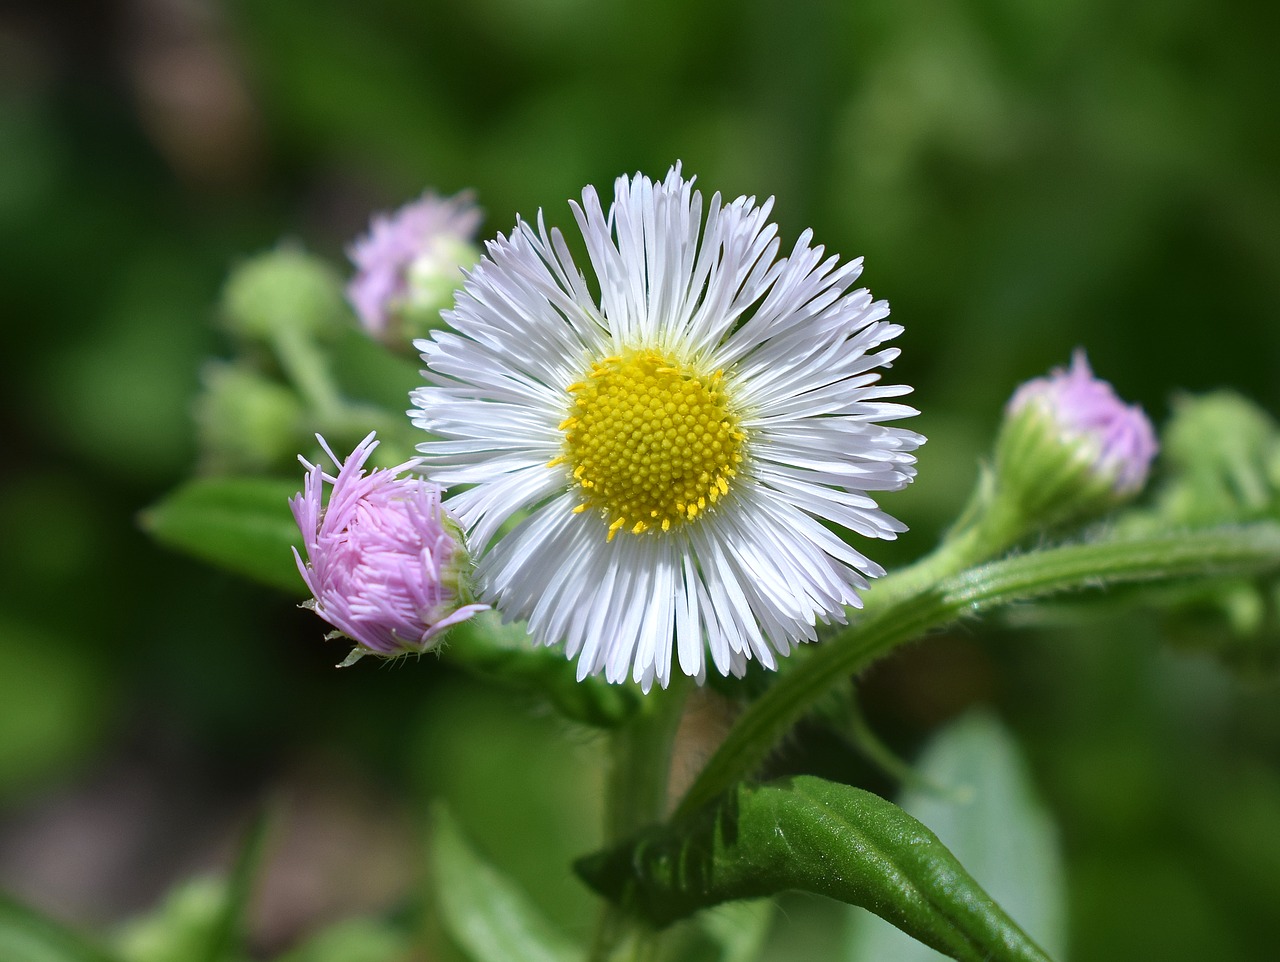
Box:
3 0 1279 959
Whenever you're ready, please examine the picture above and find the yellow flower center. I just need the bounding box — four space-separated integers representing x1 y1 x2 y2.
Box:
551 348 746 540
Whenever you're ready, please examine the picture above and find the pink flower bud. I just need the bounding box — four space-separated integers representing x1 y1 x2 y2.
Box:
346 192 481 344
290 433 486 660
1007 350 1158 496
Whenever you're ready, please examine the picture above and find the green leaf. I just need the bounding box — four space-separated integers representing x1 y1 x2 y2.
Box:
430 805 580 962
577 775 1055 962
442 611 640 728
201 807 271 962
696 900 775 962
0 893 122 962
845 712 1066 961
140 477 304 594
116 809 269 962
272 917 412 962
115 879 229 962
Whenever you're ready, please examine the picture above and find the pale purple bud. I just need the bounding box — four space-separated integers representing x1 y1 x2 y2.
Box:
346 192 481 342
1007 350 1158 495
290 432 486 660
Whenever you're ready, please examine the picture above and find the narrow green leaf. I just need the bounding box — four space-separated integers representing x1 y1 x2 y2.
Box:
430 805 579 962
443 611 640 728
202 807 271 962
115 879 228 962
0 893 122 962
577 775 1055 962
140 477 304 594
845 712 1066 961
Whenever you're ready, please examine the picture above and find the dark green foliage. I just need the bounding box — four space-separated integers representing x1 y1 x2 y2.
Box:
578 775 1053 962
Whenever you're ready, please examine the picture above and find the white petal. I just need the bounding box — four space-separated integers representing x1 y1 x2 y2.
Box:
409 166 923 688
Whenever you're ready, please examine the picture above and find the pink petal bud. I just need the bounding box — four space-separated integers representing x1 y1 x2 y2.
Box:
1007 350 1158 495
290 432 486 659
346 192 481 343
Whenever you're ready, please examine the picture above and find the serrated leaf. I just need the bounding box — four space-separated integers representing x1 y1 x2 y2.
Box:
576 775 1055 962
442 611 640 728
430 805 580 962
845 711 1067 961
140 477 304 594
0 893 122 962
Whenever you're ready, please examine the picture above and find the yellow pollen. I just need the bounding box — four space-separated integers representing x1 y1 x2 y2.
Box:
558 347 746 538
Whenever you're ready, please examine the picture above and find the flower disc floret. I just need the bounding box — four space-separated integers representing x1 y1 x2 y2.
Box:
553 348 745 539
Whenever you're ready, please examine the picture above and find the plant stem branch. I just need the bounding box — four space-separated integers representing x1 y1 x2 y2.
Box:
675 522 1280 819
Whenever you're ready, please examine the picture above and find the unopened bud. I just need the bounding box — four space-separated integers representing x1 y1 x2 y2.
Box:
346 191 481 348
195 361 304 473
221 246 347 343
996 350 1157 528
290 433 487 663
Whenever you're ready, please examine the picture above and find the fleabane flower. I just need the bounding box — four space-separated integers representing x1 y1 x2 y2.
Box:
997 350 1157 526
290 432 487 663
347 191 482 345
410 165 923 690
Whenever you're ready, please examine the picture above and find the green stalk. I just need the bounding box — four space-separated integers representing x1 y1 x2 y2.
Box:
271 325 345 422
675 522 1280 819
589 679 691 962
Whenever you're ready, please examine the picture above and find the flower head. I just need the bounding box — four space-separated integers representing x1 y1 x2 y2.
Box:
347 192 482 344
997 350 1157 527
290 432 486 661
1007 350 1157 493
410 165 923 690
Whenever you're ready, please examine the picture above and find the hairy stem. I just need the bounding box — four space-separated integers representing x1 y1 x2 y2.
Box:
676 522 1280 818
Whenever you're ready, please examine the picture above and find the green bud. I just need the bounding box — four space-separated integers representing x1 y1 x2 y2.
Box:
1153 391 1280 525
1121 391 1280 678
194 361 304 473
220 246 347 344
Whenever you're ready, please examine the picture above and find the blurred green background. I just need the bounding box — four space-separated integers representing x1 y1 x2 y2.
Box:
2 0 1279 959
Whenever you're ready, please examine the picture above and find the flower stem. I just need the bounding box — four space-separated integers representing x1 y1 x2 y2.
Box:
589 679 691 962
675 522 1280 819
605 678 690 839
271 325 345 421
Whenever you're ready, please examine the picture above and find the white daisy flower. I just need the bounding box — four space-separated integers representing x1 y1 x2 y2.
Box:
410 165 923 691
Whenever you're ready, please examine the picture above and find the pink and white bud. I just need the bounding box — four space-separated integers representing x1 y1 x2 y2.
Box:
996 351 1158 529
1007 350 1158 495
290 432 486 661
346 192 481 345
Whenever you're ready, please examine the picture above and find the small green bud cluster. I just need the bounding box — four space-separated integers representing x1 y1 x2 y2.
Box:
195 246 350 473
1124 392 1280 675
